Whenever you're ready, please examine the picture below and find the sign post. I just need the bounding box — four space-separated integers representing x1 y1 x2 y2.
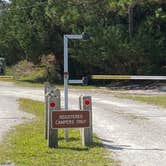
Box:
45 91 92 148
79 96 93 146
48 89 61 148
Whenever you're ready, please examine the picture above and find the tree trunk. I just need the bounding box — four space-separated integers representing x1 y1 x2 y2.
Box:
128 5 134 38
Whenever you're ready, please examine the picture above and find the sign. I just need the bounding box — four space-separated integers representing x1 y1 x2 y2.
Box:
51 111 89 129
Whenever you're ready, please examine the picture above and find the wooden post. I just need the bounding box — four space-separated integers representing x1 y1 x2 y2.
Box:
79 95 83 137
44 82 50 140
79 96 93 146
79 95 83 110
48 89 61 148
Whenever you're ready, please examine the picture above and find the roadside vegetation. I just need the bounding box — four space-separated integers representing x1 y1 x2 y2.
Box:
0 0 165 83
0 98 117 166
6 57 59 84
6 59 97 89
118 95 166 108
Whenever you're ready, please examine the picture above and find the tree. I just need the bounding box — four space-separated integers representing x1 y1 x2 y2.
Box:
0 0 165 76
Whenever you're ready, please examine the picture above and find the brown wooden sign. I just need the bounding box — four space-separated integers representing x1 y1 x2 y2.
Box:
51 111 89 129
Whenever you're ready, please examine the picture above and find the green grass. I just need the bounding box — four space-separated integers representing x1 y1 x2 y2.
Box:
121 95 166 108
15 80 45 88
0 78 97 89
14 80 97 89
0 99 116 166
0 78 14 82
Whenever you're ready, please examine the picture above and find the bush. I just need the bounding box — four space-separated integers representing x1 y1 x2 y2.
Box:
7 59 61 83
40 54 62 83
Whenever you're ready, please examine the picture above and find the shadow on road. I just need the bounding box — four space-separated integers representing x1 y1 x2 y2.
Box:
99 138 165 151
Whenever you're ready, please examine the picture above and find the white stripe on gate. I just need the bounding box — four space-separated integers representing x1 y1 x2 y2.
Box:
92 75 166 80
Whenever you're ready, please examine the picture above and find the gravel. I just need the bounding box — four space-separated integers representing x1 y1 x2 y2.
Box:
0 81 166 166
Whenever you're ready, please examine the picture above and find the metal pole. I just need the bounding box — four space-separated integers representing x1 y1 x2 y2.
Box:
63 34 84 141
44 82 50 140
64 35 69 141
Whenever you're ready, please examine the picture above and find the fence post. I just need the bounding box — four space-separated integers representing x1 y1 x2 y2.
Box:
44 82 51 140
80 96 93 146
48 89 61 148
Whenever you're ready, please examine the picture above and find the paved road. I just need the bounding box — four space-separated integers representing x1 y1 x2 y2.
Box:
0 81 166 166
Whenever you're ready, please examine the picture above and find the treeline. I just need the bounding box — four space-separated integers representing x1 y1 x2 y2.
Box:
0 0 165 78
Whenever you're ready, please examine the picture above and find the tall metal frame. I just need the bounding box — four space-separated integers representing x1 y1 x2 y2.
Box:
63 34 84 140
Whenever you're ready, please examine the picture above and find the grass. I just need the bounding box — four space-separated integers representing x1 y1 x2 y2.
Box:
15 80 97 89
15 80 45 88
0 77 98 89
120 95 166 108
0 98 116 166
0 77 14 82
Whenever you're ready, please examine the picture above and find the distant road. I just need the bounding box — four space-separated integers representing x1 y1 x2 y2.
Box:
0 81 166 166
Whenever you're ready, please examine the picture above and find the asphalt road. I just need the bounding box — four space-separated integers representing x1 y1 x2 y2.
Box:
0 81 166 166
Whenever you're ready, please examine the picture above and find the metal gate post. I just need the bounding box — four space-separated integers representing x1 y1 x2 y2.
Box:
64 35 69 141
44 82 51 140
63 34 88 141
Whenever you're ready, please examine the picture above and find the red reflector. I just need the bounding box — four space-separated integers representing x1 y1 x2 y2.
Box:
50 102 56 108
84 100 90 106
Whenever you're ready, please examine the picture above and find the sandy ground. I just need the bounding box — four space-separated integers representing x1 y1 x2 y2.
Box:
0 81 166 166
0 82 35 166
0 96 34 143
